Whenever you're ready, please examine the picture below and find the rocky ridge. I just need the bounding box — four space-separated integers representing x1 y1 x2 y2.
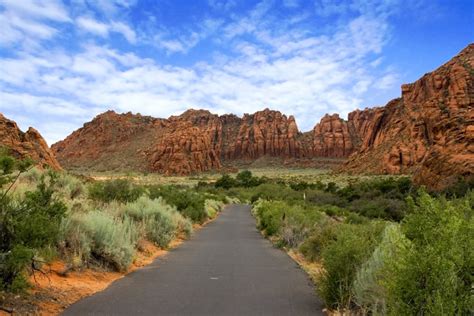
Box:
52 44 474 189
0 114 61 170
342 44 474 189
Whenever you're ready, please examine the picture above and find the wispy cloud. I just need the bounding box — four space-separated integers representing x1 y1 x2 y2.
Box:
0 0 417 144
76 16 137 43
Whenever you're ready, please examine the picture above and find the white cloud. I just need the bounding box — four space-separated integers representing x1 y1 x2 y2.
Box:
75 16 137 43
0 0 404 144
0 0 71 48
76 16 109 36
111 21 137 43
0 0 71 22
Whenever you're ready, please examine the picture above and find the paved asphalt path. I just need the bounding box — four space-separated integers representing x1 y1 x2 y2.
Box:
63 204 324 316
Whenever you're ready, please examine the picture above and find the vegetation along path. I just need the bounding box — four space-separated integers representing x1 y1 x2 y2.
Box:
63 204 323 315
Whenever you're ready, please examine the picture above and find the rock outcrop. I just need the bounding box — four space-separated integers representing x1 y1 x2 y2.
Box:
0 114 61 170
311 114 356 158
343 44 474 189
52 44 473 190
146 110 223 175
52 111 163 172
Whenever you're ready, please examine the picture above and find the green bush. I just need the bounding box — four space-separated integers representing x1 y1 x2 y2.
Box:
214 170 264 189
123 196 191 247
253 199 285 236
249 183 301 204
0 156 66 291
352 224 410 315
318 222 386 309
214 174 236 189
384 191 473 315
300 220 339 262
204 199 224 219
348 197 405 221
253 199 325 246
61 211 137 271
88 179 144 203
148 186 207 223
279 205 325 248
56 173 85 200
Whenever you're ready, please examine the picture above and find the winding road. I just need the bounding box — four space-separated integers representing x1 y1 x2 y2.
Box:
63 204 324 315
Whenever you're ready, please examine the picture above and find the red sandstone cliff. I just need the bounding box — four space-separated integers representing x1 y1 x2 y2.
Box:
52 111 163 172
0 114 61 170
343 44 474 189
52 44 473 189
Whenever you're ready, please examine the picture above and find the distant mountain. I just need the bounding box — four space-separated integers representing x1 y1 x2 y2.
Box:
51 108 352 174
0 114 61 170
52 44 473 190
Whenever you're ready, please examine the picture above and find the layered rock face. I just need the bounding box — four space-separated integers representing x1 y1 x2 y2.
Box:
225 109 305 159
0 114 61 170
146 109 310 174
53 44 473 190
311 114 356 158
343 44 474 189
145 110 223 175
54 108 343 175
52 111 163 172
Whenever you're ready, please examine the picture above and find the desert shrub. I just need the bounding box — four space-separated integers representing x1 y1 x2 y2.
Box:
325 182 339 193
123 196 182 248
253 199 324 245
384 190 473 315
214 174 236 189
318 221 386 309
18 167 42 183
225 196 240 204
205 199 224 219
56 173 85 200
346 177 412 200
299 220 339 262
0 157 66 291
348 197 405 221
88 179 144 203
441 176 474 198
61 211 137 271
306 190 347 208
148 186 207 223
280 205 325 248
215 170 264 189
352 224 410 315
289 180 326 191
249 183 301 204
235 170 263 187
253 199 285 236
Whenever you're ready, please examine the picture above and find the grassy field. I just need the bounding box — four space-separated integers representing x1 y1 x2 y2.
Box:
75 167 410 187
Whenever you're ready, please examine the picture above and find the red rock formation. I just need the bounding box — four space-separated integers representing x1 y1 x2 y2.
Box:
52 111 163 171
146 110 223 175
0 114 61 170
145 109 308 174
311 114 355 157
343 44 474 189
225 109 305 160
52 44 473 189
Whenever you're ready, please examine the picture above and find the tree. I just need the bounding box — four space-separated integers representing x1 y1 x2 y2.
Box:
215 174 237 189
0 153 66 291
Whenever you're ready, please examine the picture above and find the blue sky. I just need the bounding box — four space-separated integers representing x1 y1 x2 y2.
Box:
0 0 473 145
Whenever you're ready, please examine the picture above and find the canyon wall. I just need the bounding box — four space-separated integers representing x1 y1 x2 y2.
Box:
52 44 474 189
342 44 474 189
